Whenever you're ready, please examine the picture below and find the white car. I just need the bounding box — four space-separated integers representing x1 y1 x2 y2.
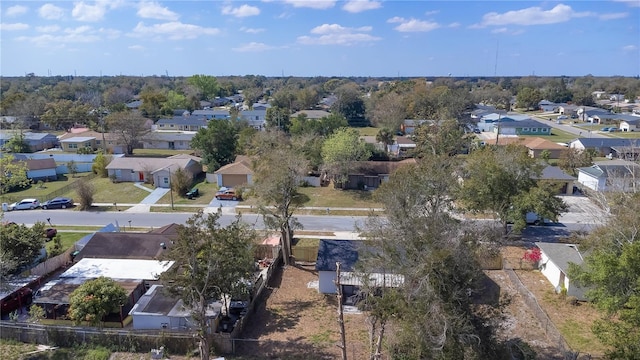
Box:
8 198 40 211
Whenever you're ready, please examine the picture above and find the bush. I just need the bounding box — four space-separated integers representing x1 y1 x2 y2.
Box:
92 153 112 178
84 347 111 360
76 180 95 211
171 168 192 198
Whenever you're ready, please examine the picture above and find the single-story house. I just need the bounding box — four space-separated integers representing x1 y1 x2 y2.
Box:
212 156 253 188
535 242 586 301
387 136 417 158
129 284 221 331
400 119 439 135
337 159 416 190
538 100 558 112
493 120 551 136
569 138 638 156
316 239 403 295
59 130 127 154
557 104 579 116
476 114 516 132
619 118 640 132
105 157 202 187
0 132 58 152
291 110 332 120
239 110 267 130
191 109 231 120
21 158 57 181
589 113 637 126
536 166 576 195
75 231 176 261
577 160 640 192
155 116 208 132
141 132 196 150
494 137 566 159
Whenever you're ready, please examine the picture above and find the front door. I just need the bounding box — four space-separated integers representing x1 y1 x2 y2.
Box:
168 142 175 150
139 172 144 181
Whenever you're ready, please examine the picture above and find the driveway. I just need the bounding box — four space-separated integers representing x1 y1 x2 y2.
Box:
557 195 608 225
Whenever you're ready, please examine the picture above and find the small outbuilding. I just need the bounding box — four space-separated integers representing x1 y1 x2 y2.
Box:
535 242 586 301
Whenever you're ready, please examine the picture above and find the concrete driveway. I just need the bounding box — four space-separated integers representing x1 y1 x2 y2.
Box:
557 195 608 225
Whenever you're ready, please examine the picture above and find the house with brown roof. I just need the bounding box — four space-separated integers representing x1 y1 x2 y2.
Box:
17 158 57 181
337 159 417 190
212 156 254 188
105 156 202 187
59 130 126 154
494 137 567 159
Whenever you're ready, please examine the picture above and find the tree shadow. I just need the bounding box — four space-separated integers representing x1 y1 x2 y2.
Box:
234 336 336 359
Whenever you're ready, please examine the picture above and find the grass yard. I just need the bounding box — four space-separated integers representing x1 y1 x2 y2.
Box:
519 129 578 144
297 186 382 208
56 177 149 204
610 132 640 139
45 232 87 253
151 206 202 213
0 173 92 204
356 126 381 136
132 148 194 157
155 176 218 205
0 339 37 359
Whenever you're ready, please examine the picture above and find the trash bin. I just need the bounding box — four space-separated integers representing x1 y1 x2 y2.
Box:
1 203 7 212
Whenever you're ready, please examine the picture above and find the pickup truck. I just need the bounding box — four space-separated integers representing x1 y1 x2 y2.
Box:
186 188 199 199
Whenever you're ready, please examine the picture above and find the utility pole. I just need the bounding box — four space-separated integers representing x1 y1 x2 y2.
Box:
168 167 174 210
336 262 347 360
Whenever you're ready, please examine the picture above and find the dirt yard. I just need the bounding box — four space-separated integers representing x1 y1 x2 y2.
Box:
234 264 370 360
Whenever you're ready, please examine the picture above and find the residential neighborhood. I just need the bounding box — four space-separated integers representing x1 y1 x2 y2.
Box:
1 73 639 360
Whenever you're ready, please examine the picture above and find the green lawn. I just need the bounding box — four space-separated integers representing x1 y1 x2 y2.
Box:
610 132 640 139
0 340 37 359
155 176 218 205
519 129 578 144
46 232 87 253
56 177 149 204
357 126 380 136
132 148 194 157
1 173 92 204
297 186 381 208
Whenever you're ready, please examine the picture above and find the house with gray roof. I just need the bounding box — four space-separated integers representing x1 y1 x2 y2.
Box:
535 242 586 300
191 109 230 120
0 131 58 152
141 132 196 150
493 119 551 136
105 156 202 187
239 109 267 130
589 112 638 126
618 116 640 132
537 166 576 195
155 116 208 132
569 138 638 156
577 160 640 192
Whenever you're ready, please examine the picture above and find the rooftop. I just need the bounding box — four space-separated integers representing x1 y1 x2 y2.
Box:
60 258 174 280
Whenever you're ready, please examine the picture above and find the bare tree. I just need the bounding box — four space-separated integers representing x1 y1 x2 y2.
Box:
104 110 150 155
75 180 95 211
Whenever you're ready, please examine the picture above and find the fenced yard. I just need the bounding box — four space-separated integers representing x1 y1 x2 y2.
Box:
1 173 94 204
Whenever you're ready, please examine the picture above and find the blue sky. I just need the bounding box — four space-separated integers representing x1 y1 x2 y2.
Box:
1 1 639 77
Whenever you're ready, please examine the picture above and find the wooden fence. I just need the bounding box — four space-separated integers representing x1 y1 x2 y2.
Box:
27 248 74 277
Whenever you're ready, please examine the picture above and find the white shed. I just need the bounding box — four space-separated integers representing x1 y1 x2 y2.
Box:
535 242 586 300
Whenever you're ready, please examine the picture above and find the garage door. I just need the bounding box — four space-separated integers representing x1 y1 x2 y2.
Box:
221 174 247 187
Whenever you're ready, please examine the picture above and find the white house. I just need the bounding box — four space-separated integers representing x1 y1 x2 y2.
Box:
129 284 221 330
535 242 586 300
577 160 640 192
620 118 640 132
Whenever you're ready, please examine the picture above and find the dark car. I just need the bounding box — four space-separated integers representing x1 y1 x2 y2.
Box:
186 188 200 199
41 197 73 210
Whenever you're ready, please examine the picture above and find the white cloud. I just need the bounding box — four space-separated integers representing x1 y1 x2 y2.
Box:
6 5 28 17
240 27 265 34
39 4 65 20
424 10 439 16
612 0 640 7
72 1 107 22
0 23 29 31
137 2 179 21
99 27 121 39
342 1 381 13
129 45 145 51
36 25 61 33
387 16 405 24
599 12 629 20
448 22 460 28
392 18 440 32
623 44 638 52
131 22 221 40
477 4 592 27
16 26 101 47
492 28 508 34
233 42 274 52
298 23 380 45
283 1 336 10
222 4 260 17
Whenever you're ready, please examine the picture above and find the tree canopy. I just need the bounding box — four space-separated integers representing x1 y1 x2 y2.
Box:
321 127 371 186
191 119 240 172
0 155 30 194
68 277 127 326
104 110 150 155
0 222 46 277
160 211 255 360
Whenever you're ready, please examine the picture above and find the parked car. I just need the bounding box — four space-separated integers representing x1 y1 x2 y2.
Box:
607 128 619 132
215 188 240 201
186 188 199 199
41 197 73 209
473 128 481 134
8 199 40 211
600 127 611 132
557 115 568 120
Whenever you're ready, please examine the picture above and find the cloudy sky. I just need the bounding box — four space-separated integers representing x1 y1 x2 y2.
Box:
1 1 638 77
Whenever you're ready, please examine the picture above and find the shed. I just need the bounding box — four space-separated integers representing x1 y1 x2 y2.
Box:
535 242 586 300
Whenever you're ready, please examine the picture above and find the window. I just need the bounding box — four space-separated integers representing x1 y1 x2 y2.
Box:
68 143 78 149
84 142 92 148
541 128 548 132
522 128 529 132
163 177 169 185
531 128 538 132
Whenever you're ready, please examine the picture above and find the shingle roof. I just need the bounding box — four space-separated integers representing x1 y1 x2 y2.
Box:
572 138 637 148
142 132 196 141
538 166 575 181
156 116 208 127
316 239 361 272
21 158 56 171
535 242 584 275
76 232 174 260
291 110 332 119
105 157 193 172
214 160 253 175
497 120 551 129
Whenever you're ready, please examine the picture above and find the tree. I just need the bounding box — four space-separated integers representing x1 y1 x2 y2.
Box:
40 100 94 130
369 92 406 131
331 84 368 127
160 211 255 360
67 160 78 178
188 75 220 100
139 89 167 120
321 128 371 187
357 155 511 359
375 128 394 149
569 193 640 359
76 179 95 211
171 167 192 198
558 148 594 176
27 305 46 324
265 106 291 132
191 119 239 172
104 110 150 155
459 144 565 234
0 155 30 194
413 119 470 157
92 152 112 178
4 132 30 153
515 87 543 110
0 222 46 277
68 277 127 326
252 131 309 265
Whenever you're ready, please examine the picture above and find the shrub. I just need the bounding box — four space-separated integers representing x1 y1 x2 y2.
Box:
76 180 95 211
84 347 111 360
92 153 112 178
565 296 578 306
522 247 542 264
171 168 192 198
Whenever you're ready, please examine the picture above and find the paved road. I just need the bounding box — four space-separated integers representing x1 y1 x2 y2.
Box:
523 112 609 139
